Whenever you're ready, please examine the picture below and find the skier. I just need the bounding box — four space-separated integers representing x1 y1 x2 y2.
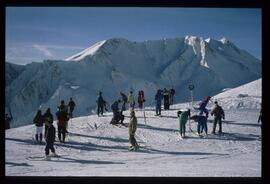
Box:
129 110 138 151
258 103 262 140
169 88 175 105
155 89 163 116
128 91 135 111
44 119 57 160
43 108 53 139
137 90 145 110
258 103 262 125
33 110 44 143
190 115 208 137
120 92 128 111
96 91 104 117
177 109 191 138
58 100 69 133
68 98 76 118
110 99 124 124
56 101 69 143
210 101 225 134
5 113 12 130
163 88 170 110
198 96 211 117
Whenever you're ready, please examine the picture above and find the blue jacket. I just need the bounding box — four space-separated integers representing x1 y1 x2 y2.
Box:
199 99 210 110
190 115 207 125
155 91 163 104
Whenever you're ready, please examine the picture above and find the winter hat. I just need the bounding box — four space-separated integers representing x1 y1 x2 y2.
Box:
214 101 218 104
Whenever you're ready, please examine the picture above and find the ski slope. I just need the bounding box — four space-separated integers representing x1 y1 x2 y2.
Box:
5 105 261 176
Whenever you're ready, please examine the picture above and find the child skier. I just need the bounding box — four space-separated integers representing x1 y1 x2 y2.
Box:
45 120 57 160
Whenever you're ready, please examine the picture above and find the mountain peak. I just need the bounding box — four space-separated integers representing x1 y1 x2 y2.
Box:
65 40 107 61
220 37 230 44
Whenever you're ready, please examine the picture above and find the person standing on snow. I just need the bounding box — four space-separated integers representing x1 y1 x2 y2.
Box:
96 91 104 117
129 110 138 151
190 115 208 137
155 89 163 116
137 90 145 110
128 91 135 111
68 98 76 118
163 88 170 110
198 96 211 117
43 108 53 139
258 103 262 125
169 88 175 105
177 109 191 138
33 110 44 143
44 119 57 160
210 101 225 134
120 92 128 112
5 113 12 130
56 100 69 143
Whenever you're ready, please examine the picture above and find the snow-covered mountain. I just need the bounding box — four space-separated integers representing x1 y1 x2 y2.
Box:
5 36 261 128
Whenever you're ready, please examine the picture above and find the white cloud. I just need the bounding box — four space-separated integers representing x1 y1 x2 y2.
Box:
32 44 53 57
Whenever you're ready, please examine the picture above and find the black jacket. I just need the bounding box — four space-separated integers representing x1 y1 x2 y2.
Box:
46 125 56 143
33 114 44 127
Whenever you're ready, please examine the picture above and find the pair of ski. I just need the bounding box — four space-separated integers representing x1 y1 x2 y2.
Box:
112 123 128 128
27 154 61 161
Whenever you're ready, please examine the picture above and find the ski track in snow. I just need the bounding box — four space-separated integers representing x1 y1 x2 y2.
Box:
5 107 261 176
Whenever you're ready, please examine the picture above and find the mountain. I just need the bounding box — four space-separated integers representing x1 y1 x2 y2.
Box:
5 36 261 127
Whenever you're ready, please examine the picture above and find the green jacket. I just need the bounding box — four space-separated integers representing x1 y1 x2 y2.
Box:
128 94 135 104
179 111 190 125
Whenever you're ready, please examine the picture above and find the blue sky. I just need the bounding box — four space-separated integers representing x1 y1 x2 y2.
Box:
6 7 261 65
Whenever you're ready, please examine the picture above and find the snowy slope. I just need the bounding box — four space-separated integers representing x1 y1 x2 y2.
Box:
209 78 262 110
5 105 261 176
5 36 261 128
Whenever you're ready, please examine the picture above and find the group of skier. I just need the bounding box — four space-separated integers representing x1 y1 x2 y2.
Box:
5 87 262 155
154 88 175 116
177 96 225 139
31 98 76 159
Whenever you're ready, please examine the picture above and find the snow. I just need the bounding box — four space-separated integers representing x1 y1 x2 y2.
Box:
5 107 261 176
5 80 261 176
65 40 107 61
211 78 261 110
